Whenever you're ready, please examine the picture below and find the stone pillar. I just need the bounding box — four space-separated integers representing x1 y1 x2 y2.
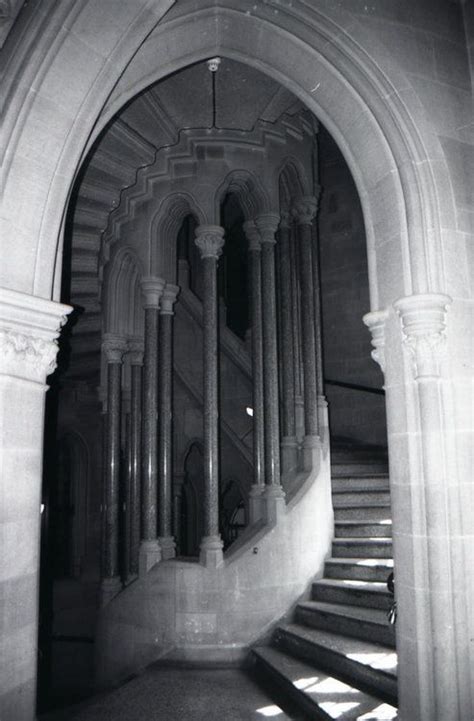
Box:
128 341 143 578
172 471 186 555
101 333 127 605
121 387 132 582
0 288 71 721
158 283 180 560
243 220 265 522
293 197 319 468
139 277 165 576
255 214 285 514
194 225 225 567
277 211 298 476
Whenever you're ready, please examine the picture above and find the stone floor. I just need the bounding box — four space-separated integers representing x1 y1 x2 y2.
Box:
41 668 297 721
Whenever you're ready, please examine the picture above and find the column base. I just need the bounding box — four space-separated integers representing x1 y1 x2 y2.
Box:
99 576 122 607
302 434 321 471
139 539 162 578
158 535 176 560
281 435 299 478
199 535 224 568
263 484 286 523
248 483 265 523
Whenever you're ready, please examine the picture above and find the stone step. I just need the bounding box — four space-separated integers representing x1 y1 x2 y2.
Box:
332 491 391 508
335 521 392 539
274 623 397 705
296 601 395 648
332 539 393 559
324 558 393 583
331 463 388 477
252 646 398 721
334 506 392 522
331 476 390 493
312 579 392 611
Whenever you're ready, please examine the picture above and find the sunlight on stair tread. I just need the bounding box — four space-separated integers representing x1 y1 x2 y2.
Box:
256 704 286 716
308 677 357 694
341 580 385 587
320 701 360 717
355 559 393 567
357 702 397 719
346 652 397 671
293 675 320 689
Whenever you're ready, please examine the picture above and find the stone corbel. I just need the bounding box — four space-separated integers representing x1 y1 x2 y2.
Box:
363 308 389 374
0 287 71 384
292 193 320 226
102 332 128 364
394 294 452 380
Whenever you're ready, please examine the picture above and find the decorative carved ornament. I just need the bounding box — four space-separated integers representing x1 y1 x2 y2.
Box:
127 339 145 365
195 225 225 259
363 309 389 374
394 294 452 379
0 288 71 383
243 220 261 251
160 284 180 315
292 192 320 226
141 276 166 309
102 333 128 363
255 213 280 244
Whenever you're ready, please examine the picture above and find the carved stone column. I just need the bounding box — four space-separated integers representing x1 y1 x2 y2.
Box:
158 284 179 560
310 190 328 446
195 225 225 566
0 288 71 721
255 214 285 514
139 277 165 575
101 332 127 604
172 471 186 555
243 220 265 522
293 197 319 468
128 341 143 578
277 211 298 476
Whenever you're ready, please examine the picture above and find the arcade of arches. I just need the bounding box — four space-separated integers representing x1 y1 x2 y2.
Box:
0 3 473 721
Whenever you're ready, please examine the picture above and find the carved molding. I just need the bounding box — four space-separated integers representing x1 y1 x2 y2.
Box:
394 293 452 379
0 288 71 383
160 284 180 315
363 308 389 374
195 225 225 260
127 338 145 365
279 210 292 231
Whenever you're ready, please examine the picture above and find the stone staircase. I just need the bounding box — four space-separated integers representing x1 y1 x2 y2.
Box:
252 446 398 720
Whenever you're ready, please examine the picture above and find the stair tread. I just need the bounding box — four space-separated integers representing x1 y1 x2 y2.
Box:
254 646 398 720
279 623 398 678
326 558 394 567
299 601 391 625
313 579 390 595
333 538 392 544
335 520 392 526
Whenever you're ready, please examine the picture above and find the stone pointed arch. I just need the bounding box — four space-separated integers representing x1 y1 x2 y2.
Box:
278 157 312 210
150 192 206 282
102 246 144 337
215 169 271 220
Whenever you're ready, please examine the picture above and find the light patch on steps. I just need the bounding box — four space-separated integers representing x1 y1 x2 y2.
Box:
256 704 285 717
356 559 393 567
320 701 360 717
347 651 397 671
293 675 320 689
308 676 355 694
357 702 398 719
341 580 385 587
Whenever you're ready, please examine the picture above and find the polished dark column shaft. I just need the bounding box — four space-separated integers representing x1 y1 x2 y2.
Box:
195 225 225 565
128 343 143 577
255 214 283 495
293 197 319 439
244 221 265 496
277 213 297 432
139 277 165 575
101 334 127 604
158 284 179 559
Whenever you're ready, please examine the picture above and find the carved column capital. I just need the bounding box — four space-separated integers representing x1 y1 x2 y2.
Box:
243 220 261 251
102 333 128 363
160 284 180 315
255 213 280 244
195 225 225 259
141 276 166 309
279 210 292 231
394 293 452 379
0 288 71 383
363 308 390 374
292 194 320 225
127 339 144 365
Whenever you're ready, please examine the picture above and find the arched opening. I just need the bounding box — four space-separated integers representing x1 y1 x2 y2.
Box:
1 6 468 721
